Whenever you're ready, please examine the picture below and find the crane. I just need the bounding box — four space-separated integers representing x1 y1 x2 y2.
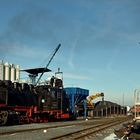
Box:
86 92 104 109
35 43 61 85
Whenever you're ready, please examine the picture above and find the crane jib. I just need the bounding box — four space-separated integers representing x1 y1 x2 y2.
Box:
35 43 61 85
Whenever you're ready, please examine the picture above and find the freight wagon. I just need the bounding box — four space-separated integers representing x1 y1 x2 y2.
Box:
0 78 70 125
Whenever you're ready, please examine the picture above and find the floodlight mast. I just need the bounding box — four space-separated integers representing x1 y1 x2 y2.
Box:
35 43 61 85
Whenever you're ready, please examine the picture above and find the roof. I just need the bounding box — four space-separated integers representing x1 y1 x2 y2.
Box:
94 101 121 110
65 87 89 96
21 67 51 75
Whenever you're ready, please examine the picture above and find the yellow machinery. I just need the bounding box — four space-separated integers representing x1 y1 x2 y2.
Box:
86 92 104 109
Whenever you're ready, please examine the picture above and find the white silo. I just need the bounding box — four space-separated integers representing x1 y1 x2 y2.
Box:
16 64 20 82
11 64 16 82
0 60 5 80
5 62 10 80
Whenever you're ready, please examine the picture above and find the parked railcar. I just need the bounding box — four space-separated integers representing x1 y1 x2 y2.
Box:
0 79 70 125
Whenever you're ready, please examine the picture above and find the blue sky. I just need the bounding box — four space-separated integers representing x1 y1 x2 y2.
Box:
0 0 140 106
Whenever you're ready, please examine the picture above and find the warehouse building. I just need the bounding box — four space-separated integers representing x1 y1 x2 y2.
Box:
93 101 127 117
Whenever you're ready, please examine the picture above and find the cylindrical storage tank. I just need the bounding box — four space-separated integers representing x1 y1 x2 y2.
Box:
16 64 20 82
11 64 16 82
0 60 5 80
5 62 10 80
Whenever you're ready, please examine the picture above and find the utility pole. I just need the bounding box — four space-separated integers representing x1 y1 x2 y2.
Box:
122 93 124 115
84 99 87 119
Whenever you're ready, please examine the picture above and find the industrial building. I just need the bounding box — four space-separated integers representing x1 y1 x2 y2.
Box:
0 60 20 82
93 101 127 117
130 106 140 116
130 90 140 117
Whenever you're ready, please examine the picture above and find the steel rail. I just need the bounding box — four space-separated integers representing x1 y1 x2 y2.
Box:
51 117 131 140
74 120 124 139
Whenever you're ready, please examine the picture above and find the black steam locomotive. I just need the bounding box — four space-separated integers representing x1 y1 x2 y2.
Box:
0 78 70 125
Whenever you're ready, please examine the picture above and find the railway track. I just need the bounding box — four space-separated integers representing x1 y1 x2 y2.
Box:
0 118 103 136
0 122 78 136
51 117 131 140
0 117 132 139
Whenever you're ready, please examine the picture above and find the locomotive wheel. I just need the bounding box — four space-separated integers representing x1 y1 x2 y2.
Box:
0 111 8 125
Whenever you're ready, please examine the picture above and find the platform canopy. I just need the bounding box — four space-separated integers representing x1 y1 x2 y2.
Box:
21 67 51 75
